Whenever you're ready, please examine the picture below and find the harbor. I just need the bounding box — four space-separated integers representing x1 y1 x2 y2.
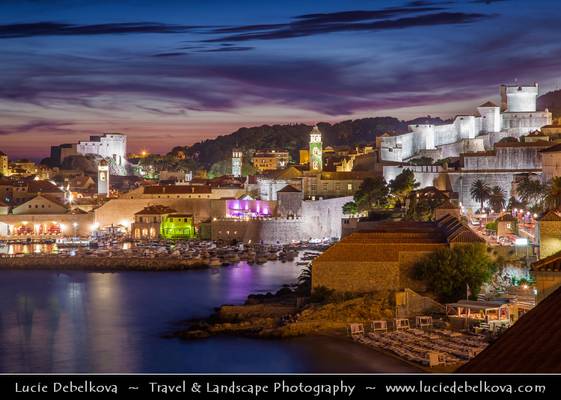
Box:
0 239 328 271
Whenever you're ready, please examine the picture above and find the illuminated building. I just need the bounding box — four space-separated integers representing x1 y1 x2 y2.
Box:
309 125 323 172
0 151 8 176
160 213 195 239
232 148 243 177
251 149 289 172
98 160 110 196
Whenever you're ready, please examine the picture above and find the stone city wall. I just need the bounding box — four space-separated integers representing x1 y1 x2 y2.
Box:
312 261 401 293
301 196 351 239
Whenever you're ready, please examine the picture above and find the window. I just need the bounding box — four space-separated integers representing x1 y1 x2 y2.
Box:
347 184 353 191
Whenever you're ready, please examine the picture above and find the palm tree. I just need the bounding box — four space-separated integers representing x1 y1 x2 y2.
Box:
516 175 545 207
489 186 506 213
470 179 491 213
545 177 561 210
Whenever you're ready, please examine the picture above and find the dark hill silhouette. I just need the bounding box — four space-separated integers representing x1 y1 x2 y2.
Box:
177 116 447 167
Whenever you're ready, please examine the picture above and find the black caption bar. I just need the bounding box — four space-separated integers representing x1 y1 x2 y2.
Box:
0 374 556 399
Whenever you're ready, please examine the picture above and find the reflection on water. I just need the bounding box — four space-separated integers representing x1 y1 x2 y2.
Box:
0 262 417 373
0 243 59 255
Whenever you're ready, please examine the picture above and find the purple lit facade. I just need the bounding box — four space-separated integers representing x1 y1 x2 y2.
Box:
226 199 274 218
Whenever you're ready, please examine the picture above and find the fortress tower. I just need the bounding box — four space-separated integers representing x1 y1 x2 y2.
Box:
477 101 501 133
232 148 242 177
309 125 323 172
500 83 538 112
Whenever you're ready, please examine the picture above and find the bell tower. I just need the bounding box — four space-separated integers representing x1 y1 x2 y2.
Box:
232 148 242 177
309 125 323 172
98 160 110 196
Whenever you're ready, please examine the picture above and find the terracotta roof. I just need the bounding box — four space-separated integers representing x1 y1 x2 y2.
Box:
458 285 561 372
258 166 304 180
538 210 561 221
540 143 561 153
495 213 517 222
143 185 212 195
479 101 498 108
167 213 193 218
494 140 551 148
532 250 561 272
135 205 177 215
278 184 301 193
30 180 63 193
316 217 483 263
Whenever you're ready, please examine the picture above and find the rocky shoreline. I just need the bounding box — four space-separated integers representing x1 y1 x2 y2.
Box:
0 255 208 271
171 288 395 340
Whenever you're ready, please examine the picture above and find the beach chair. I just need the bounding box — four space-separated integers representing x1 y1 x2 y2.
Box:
349 323 364 338
394 318 410 330
371 320 388 332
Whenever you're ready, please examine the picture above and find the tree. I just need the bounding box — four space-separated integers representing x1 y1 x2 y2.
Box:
516 175 545 207
488 186 506 213
389 169 419 207
342 201 358 215
545 177 561 210
409 156 433 166
470 179 491 212
413 244 497 303
353 177 389 212
405 188 448 221
298 265 312 294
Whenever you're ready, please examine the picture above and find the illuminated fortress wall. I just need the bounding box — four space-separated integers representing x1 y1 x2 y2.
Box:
379 83 551 162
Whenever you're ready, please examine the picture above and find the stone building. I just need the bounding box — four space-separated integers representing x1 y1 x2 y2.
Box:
0 151 8 177
531 254 561 303
256 166 304 201
540 143 561 183
0 194 93 238
251 149 289 172
536 210 561 259
277 185 303 218
496 213 517 238
77 133 127 172
312 215 485 293
160 214 195 239
301 171 376 200
0 178 65 207
132 205 176 240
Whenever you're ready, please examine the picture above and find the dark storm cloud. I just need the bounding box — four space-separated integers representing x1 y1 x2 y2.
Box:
151 52 187 57
195 46 254 53
0 22 200 38
205 12 494 42
0 119 75 135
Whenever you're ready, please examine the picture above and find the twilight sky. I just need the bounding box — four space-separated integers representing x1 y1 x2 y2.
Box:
1 0 560 159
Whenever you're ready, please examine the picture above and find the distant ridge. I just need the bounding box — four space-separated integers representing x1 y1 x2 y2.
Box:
176 116 447 167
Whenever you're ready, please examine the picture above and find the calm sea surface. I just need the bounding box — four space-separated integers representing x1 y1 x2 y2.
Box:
0 261 418 372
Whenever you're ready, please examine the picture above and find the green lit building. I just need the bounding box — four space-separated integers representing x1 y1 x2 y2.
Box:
309 125 323 172
160 213 196 239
